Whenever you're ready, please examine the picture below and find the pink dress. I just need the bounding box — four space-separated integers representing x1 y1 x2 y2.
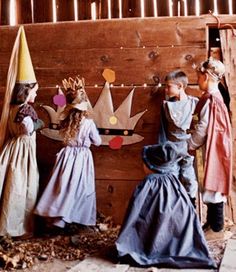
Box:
35 118 101 227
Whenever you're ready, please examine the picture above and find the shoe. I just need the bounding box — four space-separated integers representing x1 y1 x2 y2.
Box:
204 228 233 241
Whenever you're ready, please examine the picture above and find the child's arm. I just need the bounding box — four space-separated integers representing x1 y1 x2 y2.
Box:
89 120 102 146
20 116 34 135
188 100 210 150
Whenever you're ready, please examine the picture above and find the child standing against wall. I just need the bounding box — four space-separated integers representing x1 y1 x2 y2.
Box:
35 77 101 229
0 27 44 238
188 57 232 240
159 70 198 204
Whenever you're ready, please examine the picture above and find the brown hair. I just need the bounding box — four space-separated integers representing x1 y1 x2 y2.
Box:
60 108 88 145
165 70 188 89
11 82 37 104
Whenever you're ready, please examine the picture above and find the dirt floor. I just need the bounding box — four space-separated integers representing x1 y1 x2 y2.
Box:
0 215 235 272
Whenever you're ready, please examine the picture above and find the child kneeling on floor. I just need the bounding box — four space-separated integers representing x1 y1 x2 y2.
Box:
115 141 216 269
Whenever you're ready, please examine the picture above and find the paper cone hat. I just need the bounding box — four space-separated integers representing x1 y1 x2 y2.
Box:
16 27 36 83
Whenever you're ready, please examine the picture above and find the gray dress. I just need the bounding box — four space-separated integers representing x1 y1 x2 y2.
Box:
159 96 198 198
35 118 101 227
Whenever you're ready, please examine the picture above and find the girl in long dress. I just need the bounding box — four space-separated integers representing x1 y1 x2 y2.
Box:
35 97 101 228
0 82 44 237
115 142 216 269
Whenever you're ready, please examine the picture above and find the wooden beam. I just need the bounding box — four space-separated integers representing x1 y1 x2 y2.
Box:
78 0 91 20
100 0 108 19
199 0 213 14
157 0 169 16
33 0 53 23
1 0 10 25
234 1 236 14
145 0 155 17
217 0 229 14
122 0 141 18
187 0 196 16
172 0 185 16
17 0 33 24
56 0 75 22
111 0 120 18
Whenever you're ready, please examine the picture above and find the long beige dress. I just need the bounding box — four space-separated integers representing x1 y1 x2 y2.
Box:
0 105 39 237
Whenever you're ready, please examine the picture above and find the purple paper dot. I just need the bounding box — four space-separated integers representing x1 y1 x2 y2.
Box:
53 94 66 107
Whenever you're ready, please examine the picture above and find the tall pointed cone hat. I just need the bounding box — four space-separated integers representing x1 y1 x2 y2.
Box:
0 26 36 150
16 26 36 83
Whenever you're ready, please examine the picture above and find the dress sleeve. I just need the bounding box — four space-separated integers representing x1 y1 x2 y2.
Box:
188 100 210 150
89 120 102 146
20 116 34 135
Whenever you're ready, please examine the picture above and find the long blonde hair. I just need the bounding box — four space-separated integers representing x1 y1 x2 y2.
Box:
60 108 88 145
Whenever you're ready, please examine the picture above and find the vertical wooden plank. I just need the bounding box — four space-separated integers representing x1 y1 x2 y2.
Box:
217 0 229 14
122 0 141 18
145 0 155 17
157 0 169 16
199 0 213 14
0 0 2 24
187 0 196 15
78 0 91 20
17 0 33 24
33 0 53 23
233 0 236 14
56 0 75 21
111 0 120 18
1 0 10 25
172 0 184 16
100 0 108 19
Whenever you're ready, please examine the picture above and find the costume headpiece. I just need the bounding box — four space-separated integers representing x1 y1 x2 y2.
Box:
16 27 36 84
196 57 225 81
62 76 85 92
142 141 182 172
0 26 36 149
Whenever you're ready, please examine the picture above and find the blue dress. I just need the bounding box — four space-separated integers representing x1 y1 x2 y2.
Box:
115 143 216 269
35 118 101 227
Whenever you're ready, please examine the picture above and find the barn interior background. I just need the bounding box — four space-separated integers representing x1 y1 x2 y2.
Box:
0 0 236 224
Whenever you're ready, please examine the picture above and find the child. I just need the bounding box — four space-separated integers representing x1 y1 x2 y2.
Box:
35 77 101 229
115 142 216 269
0 27 44 238
159 70 198 204
188 57 232 239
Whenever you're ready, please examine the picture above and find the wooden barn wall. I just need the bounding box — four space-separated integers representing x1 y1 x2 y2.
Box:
0 15 236 224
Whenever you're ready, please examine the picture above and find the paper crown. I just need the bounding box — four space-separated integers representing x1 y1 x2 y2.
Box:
91 82 147 146
16 26 36 83
62 76 85 92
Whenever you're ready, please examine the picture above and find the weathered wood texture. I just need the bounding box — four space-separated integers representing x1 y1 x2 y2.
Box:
56 0 75 22
0 15 236 223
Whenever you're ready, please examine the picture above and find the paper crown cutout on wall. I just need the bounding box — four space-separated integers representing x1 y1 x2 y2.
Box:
41 82 147 148
91 82 147 148
16 26 36 83
41 68 147 149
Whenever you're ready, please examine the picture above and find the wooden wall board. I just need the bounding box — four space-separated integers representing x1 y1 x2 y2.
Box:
0 18 207 51
0 46 205 87
96 179 141 224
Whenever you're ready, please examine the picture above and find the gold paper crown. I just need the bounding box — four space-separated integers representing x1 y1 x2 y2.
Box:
62 76 85 92
16 26 36 83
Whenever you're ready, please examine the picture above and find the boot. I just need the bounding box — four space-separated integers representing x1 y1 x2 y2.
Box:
210 202 224 232
202 203 213 231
